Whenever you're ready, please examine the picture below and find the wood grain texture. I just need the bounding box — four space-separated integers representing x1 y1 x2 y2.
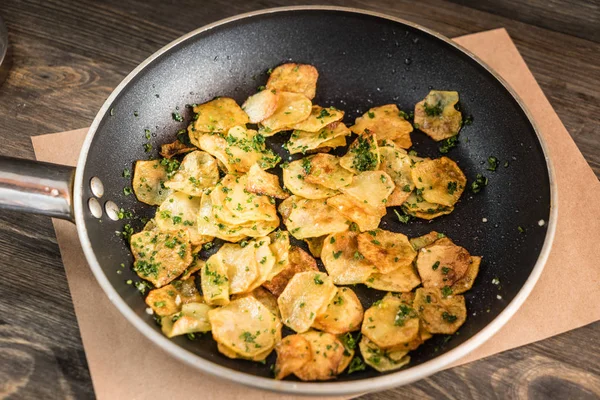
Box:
0 1 598 399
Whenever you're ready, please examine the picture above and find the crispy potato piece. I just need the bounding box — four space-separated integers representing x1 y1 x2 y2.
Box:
263 246 318 296
242 89 278 123
410 231 444 251
414 90 462 141
218 242 259 294
294 331 346 381
340 171 395 211
130 229 192 288
132 160 172 206
357 230 416 274
413 287 466 334
401 191 453 220
209 295 281 359
201 253 230 306
339 132 380 174
316 134 347 149
378 144 415 206
361 293 420 349
287 121 350 155
246 237 276 292
321 231 378 285
145 276 202 316
282 160 338 199
351 104 413 149
266 230 290 281
249 287 281 319
277 271 337 333
161 303 212 338
411 157 466 207
336 347 354 374
274 334 312 380
245 164 289 199
313 287 364 334
326 194 383 232
266 63 319 100
365 263 421 293
452 256 481 294
259 92 312 136
164 151 219 196
416 239 471 288
160 140 195 158
180 258 204 280
191 97 249 133
304 236 326 258
283 197 349 239
359 336 411 372
291 106 344 132
156 192 211 246
303 154 354 190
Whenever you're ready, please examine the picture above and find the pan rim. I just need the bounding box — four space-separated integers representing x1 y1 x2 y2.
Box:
74 5 558 395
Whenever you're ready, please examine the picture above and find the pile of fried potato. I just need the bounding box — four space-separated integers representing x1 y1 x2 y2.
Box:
128 63 477 380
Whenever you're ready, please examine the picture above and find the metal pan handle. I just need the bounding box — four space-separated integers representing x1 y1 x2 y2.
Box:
0 156 75 221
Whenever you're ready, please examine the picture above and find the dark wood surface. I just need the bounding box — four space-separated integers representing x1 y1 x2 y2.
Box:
0 1 598 399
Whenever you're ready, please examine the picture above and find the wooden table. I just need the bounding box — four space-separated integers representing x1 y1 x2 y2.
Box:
0 1 598 398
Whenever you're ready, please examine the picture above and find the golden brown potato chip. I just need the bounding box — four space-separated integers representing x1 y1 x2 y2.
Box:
414 90 462 141
164 151 219 196
241 89 279 123
133 160 172 206
282 160 339 199
201 252 230 306
452 256 481 294
160 140 196 158
259 92 312 136
277 271 337 333
191 97 249 133
413 287 466 334
217 241 260 295
321 231 378 285
245 163 289 199
130 229 192 288
287 121 350 155
291 106 344 132
304 236 326 258
245 237 276 292
365 262 421 293
313 287 364 334
401 191 453 220
359 336 411 372
145 276 202 316
340 171 395 210
294 331 346 381
409 231 444 251
326 194 383 232
303 154 354 190
361 293 420 349
378 143 415 206
316 134 347 149
350 104 413 148
411 157 466 207
161 303 212 338
339 132 380 174
263 246 318 297
357 230 417 274
283 197 349 239
415 239 471 288
266 63 319 100
336 346 354 374
274 334 312 380
155 192 211 246
180 258 204 280
266 230 290 281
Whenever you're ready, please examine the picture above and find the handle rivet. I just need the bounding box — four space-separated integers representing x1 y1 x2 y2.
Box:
88 197 102 218
104 200 120 221
90 176 104 198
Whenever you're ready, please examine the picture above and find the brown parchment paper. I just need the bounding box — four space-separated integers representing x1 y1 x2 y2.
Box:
31 29 600 399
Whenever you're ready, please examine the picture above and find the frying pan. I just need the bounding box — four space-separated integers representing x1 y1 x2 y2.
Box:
0 6 556 396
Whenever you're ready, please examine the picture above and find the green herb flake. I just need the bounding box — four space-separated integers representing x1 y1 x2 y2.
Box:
487 156 498 171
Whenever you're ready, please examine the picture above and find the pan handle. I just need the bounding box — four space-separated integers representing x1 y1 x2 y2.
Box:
0 156 75 221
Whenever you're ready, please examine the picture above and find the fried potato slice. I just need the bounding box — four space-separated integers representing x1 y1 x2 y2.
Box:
259 92 312 136
201 253 230 306
350 104 413 149
294 331 346 381
316 134 347 149
287 121 351 155
416 239 471 288
133 160 172 206
401 191 453 220
411 157 466 207
413 287 466 334
340 171 395 211
291 106 344 132
164 151 219 196
283 197 349 239
155 192 211 246
180 258 204 280
266 230 290 281
209 295 281 359
303 154 354 190
160 140 195 159
452 256 481 294
410 231 444 251
313 287 364 334
321 231 378 285
357 230 417 274
263 246 318 296
304 236 326 258
326 194 383 232
161 303 213 338
266 63 319 100
365 263 421 293
242 89 279 123
361 293 420 349
274 334 312 380
282 160 338 199
145 276 202 316
246 237 276 292
359 336 411 372
414 90 462 141
191 97 249 133
245 163 289 199
130 229 192 288
277 271 337 333
218 242 259 294
339 132 380 174
378 143 415 206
